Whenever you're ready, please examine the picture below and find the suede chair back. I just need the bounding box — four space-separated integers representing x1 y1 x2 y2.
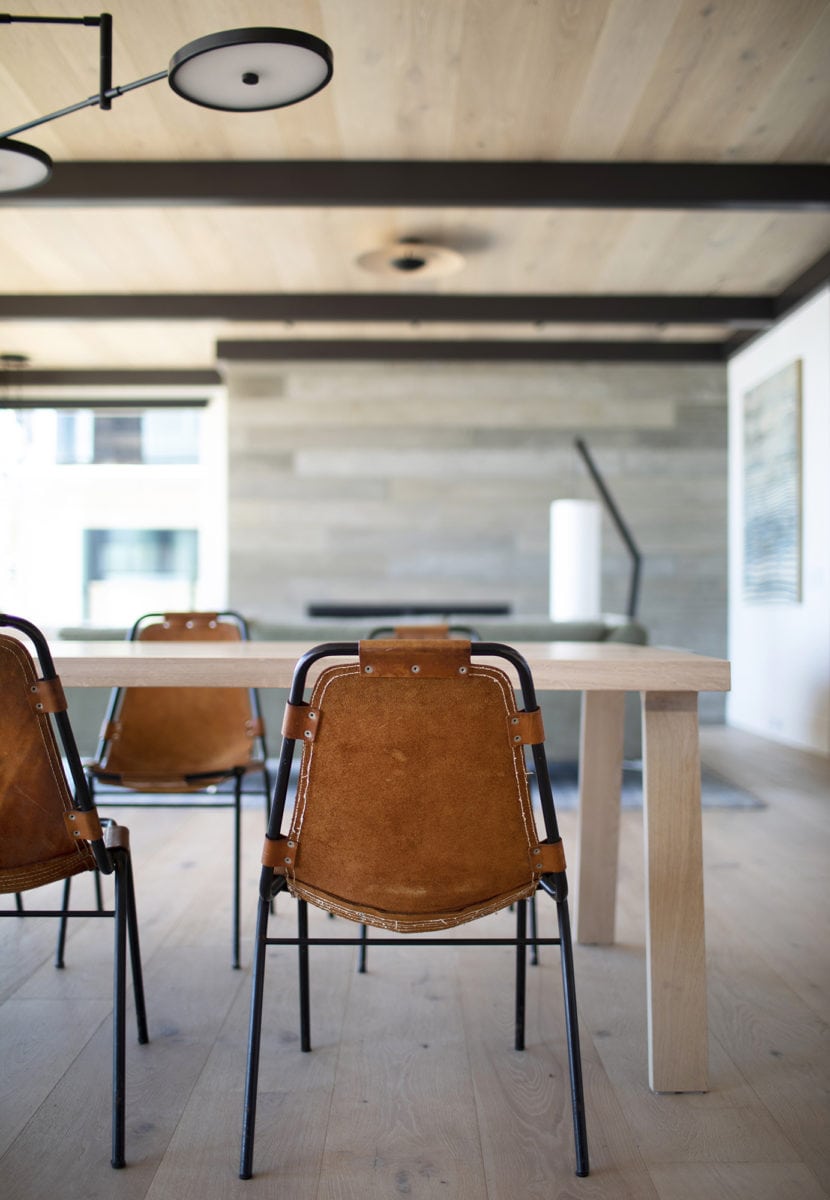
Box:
0 633 97 891
280 638 555 932
92 611 263 789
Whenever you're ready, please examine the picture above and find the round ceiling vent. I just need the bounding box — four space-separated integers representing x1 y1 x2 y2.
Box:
356 237 464 278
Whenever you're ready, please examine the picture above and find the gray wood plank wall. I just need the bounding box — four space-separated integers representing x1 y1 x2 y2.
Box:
226 360 727 719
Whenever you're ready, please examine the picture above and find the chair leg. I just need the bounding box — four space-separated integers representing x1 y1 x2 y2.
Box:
111 851 129 1169
514 898 527 1052
263 765 277 916
298 899 311 1052
556 897 590 1177
358 922 368 974
55 876 72 968
529 893 539 967
262 761 273 825
124 852 149 1045
240 893 271 1180
232 770 242 970
14 893 24 913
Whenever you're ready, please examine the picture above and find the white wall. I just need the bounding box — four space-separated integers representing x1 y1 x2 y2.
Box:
727 287 830 754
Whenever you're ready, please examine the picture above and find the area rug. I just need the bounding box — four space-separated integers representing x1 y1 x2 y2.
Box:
545 760 764 810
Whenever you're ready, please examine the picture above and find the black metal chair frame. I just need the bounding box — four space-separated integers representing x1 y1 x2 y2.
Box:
0 612 148 1169
83 609 272 969
240 641 589 1181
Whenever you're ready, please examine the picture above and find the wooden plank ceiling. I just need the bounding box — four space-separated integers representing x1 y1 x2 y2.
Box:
1 0 829 378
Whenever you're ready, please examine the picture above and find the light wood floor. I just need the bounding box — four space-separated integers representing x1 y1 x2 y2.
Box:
1 725 828 1200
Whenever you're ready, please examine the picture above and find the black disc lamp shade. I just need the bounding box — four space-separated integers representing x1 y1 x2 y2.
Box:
0 138 52 193
167 27 334 112
0 20 333 194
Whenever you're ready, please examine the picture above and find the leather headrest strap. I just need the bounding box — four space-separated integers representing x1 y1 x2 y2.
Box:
393 624 450 639
158 612 220 633
358 639 471 678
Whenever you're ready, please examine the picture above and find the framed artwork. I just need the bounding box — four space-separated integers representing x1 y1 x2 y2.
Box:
742 359 802 604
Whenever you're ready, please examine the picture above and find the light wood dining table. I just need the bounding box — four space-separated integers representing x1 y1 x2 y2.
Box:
51 637 730 1095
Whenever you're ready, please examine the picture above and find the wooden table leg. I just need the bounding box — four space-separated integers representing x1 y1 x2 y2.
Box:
641 690 709 1093
575 690 625 945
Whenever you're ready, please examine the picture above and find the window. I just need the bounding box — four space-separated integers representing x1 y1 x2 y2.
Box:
0 395 226 629
84 529 199 623
55 407 201 465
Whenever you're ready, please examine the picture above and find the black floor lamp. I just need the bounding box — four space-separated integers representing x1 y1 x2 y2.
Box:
574 436 643 620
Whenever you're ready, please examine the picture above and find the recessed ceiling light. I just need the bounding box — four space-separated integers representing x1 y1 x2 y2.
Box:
357 238 465 279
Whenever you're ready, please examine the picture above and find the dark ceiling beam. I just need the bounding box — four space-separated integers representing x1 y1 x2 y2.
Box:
2 160 828 210
0 293 776 327
0 368 221 387
775 247 830 317
215 338 726 363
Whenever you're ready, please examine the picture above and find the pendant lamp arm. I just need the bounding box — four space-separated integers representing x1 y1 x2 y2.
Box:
0 71 169 142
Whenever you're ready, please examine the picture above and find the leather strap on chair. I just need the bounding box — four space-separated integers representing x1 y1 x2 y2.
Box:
27 675 67 714
63 807 104 842
508 708 545 746
262 833 295 869
534 840 567 873
393 624 450 639
104 822 130 851
264 830 564 875
281 702 321 742
359 639 471 678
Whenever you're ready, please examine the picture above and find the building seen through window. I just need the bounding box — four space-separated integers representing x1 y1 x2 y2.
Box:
0 397 226 630
55 407 201 465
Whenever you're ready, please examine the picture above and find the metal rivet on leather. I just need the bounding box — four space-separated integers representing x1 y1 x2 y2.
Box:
411 664 420 673
364 665 374 674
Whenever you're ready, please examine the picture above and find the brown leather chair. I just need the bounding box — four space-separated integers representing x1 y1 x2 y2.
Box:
85 610 271 969
368 622 480 640
240 638 589 1181
0 613 148 1169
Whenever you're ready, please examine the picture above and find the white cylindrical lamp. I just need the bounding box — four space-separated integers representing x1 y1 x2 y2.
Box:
549 499 602 620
